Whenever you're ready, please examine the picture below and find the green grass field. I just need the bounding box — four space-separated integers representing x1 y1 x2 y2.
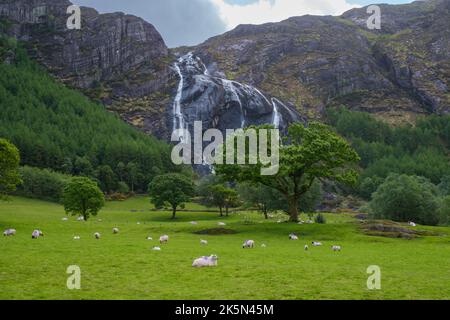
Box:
1 196 449 300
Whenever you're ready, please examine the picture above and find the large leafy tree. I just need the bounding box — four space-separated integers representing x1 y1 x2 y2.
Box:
0 138 22 199
63 177 105 221
238 180 322 219
369 174 440 226
216 122 359 222
148 173 194 219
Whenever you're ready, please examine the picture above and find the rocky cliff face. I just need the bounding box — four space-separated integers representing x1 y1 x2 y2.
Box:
188 0 449 124
0 0 172 137
1 0 448 137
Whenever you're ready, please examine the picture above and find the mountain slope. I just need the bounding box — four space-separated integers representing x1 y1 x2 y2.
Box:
0 36 178 192
187 0 449 124
1 0 448 138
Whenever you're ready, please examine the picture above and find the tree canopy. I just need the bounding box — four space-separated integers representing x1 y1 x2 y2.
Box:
63 177 105 220
148 173 194 219
369 174 441 225
216 122 359 221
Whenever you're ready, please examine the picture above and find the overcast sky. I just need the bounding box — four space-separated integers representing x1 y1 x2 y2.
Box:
73 0 414 48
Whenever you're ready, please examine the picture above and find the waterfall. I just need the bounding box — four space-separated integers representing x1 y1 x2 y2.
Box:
271 98 281 129
272 97 300 123
173 62 186 141
222 79 245 127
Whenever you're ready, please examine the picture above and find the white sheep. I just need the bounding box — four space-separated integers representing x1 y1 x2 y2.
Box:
112 228 119 234
304 245 309 251
408 222 417 227
218 222 226 226
192 255 218 267
73 236 81 240
289 233 299 240
3 229 16 236
146 236 153 241
159 235 169 244
200 239 208 245
32 230 41 239
332 245 342 252
94 232 101 239
312 241 323 247
261 244 267 248
242 240 255 248
191 221 198 225
137 222 141 225
77 216 84 221
306 220 314 224
152 246 161 251
62 217 68 221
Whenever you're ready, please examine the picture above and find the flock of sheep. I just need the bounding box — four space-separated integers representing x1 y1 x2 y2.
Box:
3 219 343 268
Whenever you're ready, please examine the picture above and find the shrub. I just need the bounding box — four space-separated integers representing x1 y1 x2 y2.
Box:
17 166 71 202
369 174 440 226
117 181 130 194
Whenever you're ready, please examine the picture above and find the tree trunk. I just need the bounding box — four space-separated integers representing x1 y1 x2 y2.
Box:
225 206 229 217
288 197 299 222
264 209 268 220
219 206 223 217
171 205 177 219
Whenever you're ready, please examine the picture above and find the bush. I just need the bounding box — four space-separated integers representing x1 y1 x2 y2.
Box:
117 181 130 194
17 166 71 202
369 174 440 226
315 213 326 224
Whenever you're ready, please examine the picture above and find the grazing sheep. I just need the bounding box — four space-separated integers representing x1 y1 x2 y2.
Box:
304 245 309 251
94 232 101 239
62 217 68 221
3 229 16 236
146 236 153 241
73 236 81 240
159 235 169 244
191 221 198 225
289 233 299 240
332 245 342 252
152 246 161 251
242 240 255 248
192 255 218 267
306 220 314 224
312 242 323 247
137 222 141 225
32 230 41 239
77 216 84 221
408 222 417 227
261 244 267 248
218 222 226 226
112 228 119 234
200 239 208 245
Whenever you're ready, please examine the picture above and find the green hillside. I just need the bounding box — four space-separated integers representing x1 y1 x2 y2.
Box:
0 37 180 193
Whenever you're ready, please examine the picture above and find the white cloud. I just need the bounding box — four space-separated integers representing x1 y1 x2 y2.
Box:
210 0 359 30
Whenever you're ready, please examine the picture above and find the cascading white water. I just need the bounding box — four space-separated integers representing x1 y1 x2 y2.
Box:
173 52 288 137
271 98 281 129
272 97 297 123
173 62 186 141
222 79 245 128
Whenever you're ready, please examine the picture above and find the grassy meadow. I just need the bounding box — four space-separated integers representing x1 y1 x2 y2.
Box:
0 196 449 300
